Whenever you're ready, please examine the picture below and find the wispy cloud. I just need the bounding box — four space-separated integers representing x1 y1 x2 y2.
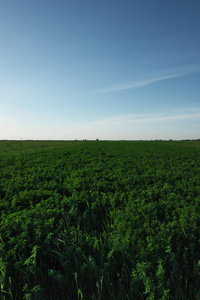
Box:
69 108 200 140
87 109 200 127
91 64 200 94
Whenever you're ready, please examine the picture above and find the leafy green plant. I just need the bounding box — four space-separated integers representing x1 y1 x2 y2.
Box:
0 140 200 299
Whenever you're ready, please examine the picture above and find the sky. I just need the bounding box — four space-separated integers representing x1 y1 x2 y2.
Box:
0 0 200 140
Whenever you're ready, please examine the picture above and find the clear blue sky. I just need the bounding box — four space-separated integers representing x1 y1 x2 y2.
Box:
1 0 200 140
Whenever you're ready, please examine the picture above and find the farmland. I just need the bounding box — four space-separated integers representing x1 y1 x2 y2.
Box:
0 140 200 299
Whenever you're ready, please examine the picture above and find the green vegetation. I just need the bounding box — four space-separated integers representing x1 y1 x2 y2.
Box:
0 140 200 299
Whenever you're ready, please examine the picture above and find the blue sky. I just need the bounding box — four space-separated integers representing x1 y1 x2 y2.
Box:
0 0 200 140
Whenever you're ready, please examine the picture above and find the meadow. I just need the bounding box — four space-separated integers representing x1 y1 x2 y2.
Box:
0 140 200 299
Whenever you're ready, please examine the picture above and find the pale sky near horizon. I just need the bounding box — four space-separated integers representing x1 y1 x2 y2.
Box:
0 0 200 140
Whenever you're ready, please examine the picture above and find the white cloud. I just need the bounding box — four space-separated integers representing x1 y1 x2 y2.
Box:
86 110 200 127
65 108 200 140
1 106 200 141
90 64 200 94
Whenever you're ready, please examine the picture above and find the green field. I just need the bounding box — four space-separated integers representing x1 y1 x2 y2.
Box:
1 140 200 299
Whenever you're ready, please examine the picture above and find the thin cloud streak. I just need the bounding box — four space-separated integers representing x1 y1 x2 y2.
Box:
91 65 200 94
87 110 200 127
69 109 200 141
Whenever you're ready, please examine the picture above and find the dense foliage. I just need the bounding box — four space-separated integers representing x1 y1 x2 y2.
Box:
0 140 200 299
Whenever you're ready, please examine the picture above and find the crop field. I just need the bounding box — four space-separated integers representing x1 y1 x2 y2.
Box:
0 140 200 299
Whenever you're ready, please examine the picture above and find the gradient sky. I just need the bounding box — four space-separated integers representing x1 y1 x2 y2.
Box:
1 0 200 140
